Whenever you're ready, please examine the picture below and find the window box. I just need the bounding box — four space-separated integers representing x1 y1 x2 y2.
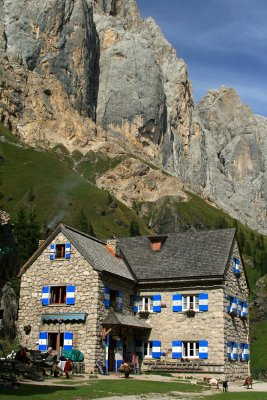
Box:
138 310 150 319
185 309 196 318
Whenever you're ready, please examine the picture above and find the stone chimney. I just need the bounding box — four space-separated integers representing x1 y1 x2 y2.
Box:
106 239 120 257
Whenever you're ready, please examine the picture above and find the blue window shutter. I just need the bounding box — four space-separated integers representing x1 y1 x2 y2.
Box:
172 294 182 312
39 332 48 351
199 293 209 312
63 332 73 350
116 290 123 310
172 340 182 359
237 299 242 316
239 343 243 361
66 285 76 305
241 302 248 317
153 294 161 312
234 258 240 276
42 286 51 306
227 341 232 360
226 295 231 314
104 287 110 308
133 295 139 313
152 340 161 358
231 297 237 313
232 342 238 360
244 343 249 361
199 340 208 359
50 244 55 260
65 242 71 259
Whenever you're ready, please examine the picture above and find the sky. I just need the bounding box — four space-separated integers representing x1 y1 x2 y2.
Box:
137 0 267 117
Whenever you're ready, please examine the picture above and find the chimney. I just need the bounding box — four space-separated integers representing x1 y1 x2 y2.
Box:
106 239 120 257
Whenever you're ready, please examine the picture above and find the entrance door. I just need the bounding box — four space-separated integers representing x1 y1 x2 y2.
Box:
108 338 117 371
48 332 64 351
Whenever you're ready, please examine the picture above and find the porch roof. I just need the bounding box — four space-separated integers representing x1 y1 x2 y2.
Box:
102 311 151 329
41 312 87 323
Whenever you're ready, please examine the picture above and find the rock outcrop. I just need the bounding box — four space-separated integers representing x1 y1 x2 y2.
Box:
0 0 266 234
197 87 267 233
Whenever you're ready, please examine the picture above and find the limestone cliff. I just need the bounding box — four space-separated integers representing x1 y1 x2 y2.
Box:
0 0 266 234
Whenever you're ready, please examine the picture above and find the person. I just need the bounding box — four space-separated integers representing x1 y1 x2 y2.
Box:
64 358 72 378
15 346 31 364
222 380 228 392
52 360 63 377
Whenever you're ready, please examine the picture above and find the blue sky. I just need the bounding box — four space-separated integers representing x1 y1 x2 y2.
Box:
137 0 267 116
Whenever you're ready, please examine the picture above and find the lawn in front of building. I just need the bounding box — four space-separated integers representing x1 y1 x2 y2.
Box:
1 379 204 400
202 393 267 400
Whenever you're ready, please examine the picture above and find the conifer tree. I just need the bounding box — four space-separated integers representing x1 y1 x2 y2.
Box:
13 207 41 266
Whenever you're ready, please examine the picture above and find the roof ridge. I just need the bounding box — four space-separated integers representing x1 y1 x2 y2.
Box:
61 223 106 245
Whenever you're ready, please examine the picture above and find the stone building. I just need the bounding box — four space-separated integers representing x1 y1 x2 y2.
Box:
17 224 250 379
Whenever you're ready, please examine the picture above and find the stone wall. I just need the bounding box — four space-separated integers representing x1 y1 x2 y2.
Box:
224 240 250 379
95 274 136 362
17 232 101 372
138 284 225 368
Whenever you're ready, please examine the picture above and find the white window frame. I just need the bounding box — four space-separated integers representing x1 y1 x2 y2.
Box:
182 295 199 312
182 341 199 359
138 297 153 313
143 341 153 358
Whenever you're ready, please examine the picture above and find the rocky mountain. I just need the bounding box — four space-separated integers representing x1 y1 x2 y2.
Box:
0 0 266 234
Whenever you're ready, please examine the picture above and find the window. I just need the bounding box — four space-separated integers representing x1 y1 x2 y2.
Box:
227 296 237 315
148 236 167 251
50 286 66 304
55 244 65 259
182 295 199 311
182 341 199 359
110 289 117 308
138 297 153 312
144 342 153 357
42 285 75 306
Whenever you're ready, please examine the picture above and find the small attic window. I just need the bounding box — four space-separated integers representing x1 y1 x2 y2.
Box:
56 244 65 259
148 236 167 251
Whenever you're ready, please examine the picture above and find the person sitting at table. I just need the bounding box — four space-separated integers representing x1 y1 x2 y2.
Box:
52 360 63 377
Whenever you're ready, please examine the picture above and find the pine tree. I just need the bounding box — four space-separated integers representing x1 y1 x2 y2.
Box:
13 207 41 266
77 209 95 236
130 220 140 237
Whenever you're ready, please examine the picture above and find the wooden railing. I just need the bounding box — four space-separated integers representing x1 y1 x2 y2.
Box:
143 359 202 372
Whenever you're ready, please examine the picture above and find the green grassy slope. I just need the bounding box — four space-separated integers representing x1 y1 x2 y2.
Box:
0 126 149 239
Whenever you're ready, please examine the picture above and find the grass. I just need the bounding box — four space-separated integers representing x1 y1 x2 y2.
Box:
1 379 203 399
250 320 267 370
75 150 123 184
0 134 150 239
202 393 267 400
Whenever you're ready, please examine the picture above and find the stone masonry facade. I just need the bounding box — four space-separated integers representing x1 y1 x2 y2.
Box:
224 242 249 379
17 227 250 379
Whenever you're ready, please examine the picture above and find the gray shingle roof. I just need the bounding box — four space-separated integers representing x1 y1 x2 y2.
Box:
102 310 151 329
118 229 236 281
62 225 135 282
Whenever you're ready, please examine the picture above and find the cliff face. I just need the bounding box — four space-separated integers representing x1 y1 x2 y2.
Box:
198 87 267 233
0 0 266 233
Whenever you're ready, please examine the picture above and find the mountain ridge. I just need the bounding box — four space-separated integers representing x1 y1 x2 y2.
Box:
0 0 266 234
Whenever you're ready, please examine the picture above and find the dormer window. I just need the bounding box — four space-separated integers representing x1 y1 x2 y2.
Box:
148 236 167 251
